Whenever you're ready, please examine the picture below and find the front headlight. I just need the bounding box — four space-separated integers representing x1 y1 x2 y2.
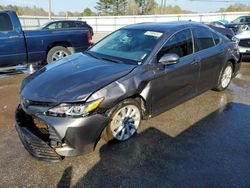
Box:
47 98 104 117
232 36 240 43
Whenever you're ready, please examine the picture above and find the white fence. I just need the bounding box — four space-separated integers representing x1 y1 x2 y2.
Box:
19 12 250 32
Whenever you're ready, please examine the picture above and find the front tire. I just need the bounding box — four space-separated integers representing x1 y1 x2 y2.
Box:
102 99 142 142
47 46 71 63
214 62 233 91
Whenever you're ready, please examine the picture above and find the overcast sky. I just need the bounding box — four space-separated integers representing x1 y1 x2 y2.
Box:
1 0 249 13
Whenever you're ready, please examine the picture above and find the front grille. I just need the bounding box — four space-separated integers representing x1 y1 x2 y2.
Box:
19 127 62 161
21 97 56 110
15 105 62 162
239 39 250 48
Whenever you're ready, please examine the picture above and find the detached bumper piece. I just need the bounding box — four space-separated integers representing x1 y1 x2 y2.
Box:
15 106 63 162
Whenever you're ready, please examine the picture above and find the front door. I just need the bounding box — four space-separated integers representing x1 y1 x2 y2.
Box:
150 28 200 116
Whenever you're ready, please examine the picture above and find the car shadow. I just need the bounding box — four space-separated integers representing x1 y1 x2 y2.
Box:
60 102 250 188
57 166 73 188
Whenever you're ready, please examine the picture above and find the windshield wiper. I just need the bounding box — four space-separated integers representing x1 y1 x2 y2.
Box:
85 51 123 64
84 51 99 59
100 57 123 64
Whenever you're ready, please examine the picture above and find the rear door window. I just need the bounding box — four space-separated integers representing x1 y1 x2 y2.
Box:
193 27 215 52
63 22 76 29
0 13 13 32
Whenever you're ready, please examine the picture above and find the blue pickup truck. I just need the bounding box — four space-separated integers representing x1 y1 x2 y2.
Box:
0 11 91 67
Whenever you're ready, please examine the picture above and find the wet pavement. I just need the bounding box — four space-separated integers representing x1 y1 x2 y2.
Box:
0 60 250 187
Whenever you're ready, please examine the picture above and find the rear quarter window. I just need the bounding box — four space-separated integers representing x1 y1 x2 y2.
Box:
193 27 215 52
212 32 221 45
0 13 13 32
76 22 87 28
63 22 76 28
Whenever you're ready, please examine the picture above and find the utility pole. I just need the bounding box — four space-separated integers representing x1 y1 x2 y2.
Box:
160 0 163 13
162 0 166 14
48 0 52 20
163 0 166 9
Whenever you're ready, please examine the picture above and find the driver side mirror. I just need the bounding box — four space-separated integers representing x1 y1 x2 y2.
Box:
159 53 180 65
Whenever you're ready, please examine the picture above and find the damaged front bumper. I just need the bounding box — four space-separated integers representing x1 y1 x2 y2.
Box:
15 105 109 162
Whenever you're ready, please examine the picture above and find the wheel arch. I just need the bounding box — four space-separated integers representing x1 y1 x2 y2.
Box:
95 95 148 148
123 94 150 120
227 58 236 73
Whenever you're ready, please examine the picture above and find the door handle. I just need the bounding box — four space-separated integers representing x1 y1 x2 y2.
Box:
8 35 19 39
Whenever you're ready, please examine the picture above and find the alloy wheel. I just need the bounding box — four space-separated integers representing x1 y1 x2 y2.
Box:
52 50 68 61
221 65 233 88
110 105 141 141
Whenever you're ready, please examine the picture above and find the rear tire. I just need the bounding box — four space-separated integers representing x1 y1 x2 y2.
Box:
214 62 233 91
101 99 142 142
47 46 71 63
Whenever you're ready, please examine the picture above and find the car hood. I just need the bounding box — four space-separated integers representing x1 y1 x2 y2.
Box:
235 31 250 39
21 53 136 103
225 23 241 28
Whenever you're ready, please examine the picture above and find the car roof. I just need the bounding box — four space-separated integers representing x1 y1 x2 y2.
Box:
123 21 208 33
48 20 85 24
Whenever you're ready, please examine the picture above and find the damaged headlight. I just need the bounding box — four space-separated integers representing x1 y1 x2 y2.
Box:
47 98 104 117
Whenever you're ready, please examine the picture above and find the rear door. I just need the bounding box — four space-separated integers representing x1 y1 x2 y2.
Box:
0 12 26 67
192 27 225 91
151 29 200 115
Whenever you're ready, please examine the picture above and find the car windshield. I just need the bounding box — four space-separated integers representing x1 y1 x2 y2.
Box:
36 22 50 30
232 17 244 23
89 29 163 64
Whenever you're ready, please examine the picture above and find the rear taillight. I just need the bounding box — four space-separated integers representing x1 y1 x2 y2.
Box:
87 31 91 46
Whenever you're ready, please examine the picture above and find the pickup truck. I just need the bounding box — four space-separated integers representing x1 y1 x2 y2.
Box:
0 11 91 68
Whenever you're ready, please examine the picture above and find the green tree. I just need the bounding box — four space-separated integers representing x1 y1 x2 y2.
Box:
83 8 93 16
134 0 157 14
161 5 193 14
112 0 127 15
0 5 49 16
126 0 139 15
95 0 128 15
218 4 250 12
95 0 113 15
